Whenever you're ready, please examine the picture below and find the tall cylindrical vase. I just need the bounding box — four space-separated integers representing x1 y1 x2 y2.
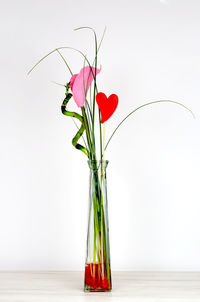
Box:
84 160 112 292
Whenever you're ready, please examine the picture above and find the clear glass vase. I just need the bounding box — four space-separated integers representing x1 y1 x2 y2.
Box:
84 160 112 292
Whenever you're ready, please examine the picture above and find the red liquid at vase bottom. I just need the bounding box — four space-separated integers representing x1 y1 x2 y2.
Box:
84 263 112 292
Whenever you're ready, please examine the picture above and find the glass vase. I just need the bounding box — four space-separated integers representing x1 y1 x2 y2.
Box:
84 160 112 292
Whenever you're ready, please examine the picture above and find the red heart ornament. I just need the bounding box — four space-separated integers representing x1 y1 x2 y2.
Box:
96 92 119 123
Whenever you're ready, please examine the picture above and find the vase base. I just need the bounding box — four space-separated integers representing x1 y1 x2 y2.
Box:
84 287 112 292
84 263 112 292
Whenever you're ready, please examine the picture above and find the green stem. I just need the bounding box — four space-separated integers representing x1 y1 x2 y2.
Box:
100 181 111 288
99 112 103 176
92 31 98 152
74 27 99 160
81 107 93 158
93 216 96 265
56 49 73 76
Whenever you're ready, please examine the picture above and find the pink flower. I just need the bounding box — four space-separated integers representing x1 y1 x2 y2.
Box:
70 66 101 107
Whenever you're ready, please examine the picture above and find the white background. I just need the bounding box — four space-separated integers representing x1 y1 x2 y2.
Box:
0 0 200 271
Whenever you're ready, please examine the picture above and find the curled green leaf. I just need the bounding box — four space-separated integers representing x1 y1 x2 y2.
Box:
61 83 89 157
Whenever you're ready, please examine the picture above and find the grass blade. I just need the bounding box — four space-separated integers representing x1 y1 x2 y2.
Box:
105 100 195 151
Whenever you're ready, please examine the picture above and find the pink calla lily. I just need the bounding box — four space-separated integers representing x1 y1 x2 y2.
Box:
70 65 101 107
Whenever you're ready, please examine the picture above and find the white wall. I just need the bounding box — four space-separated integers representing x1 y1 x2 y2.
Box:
0 0 200 270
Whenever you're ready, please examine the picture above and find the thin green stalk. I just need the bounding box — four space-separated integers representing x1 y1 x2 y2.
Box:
82 60 93 130
88 191 92 265
81 107 93 158
99 112 103 173
105 100 195 151
74 27 100 160
97 27 107 54
85 101 92 127
102 205 111 288
100 202 104 277
93 211 97 268
91 178 101 261
51 81 65 87
28 46 93 76
92 33 98 140
74 26 107 70
90 85 92 109
56 49 73 76
100 177 111 288
82 58 97 159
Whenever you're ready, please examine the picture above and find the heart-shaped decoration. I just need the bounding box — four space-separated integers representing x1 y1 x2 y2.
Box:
96 92 119 123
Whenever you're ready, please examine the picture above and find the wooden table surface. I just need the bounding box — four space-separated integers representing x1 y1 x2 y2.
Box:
0 271 200 302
